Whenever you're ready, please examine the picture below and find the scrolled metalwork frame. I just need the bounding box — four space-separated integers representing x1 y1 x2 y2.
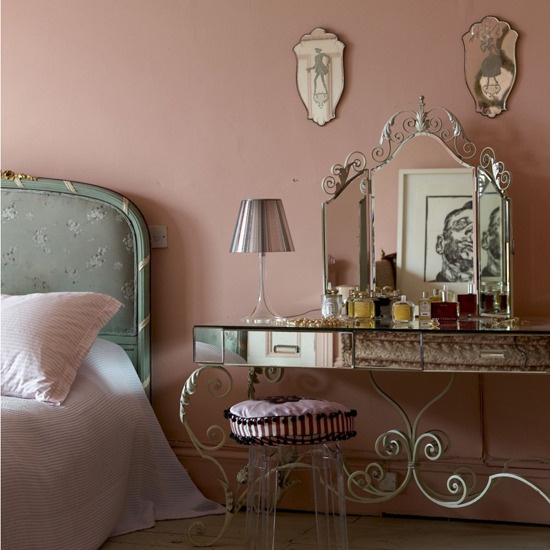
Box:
344 372 550 508
321 95 480 295
321 95 514 312
180 361 549 547
479 146 512 193
372 95 476 167
179 365 238 547
179 363 288 546
321 95 477 200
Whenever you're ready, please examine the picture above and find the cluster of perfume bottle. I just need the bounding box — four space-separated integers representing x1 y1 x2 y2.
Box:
322 282 508 327
479 282 510 315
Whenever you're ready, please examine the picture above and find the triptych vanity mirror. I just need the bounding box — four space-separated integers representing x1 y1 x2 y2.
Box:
322 96 512 317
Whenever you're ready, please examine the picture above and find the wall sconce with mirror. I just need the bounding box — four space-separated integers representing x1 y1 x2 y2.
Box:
293 27 345 126
321 96 513 317
462 16 518 118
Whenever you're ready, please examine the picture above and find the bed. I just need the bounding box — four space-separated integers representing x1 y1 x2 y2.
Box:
1 172 223 550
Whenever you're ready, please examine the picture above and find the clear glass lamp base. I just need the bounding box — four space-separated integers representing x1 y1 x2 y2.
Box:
242 253 286 325
242 301 286 325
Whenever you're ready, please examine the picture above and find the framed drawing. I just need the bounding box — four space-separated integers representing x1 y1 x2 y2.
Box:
293 28 345 126
397 168 475 300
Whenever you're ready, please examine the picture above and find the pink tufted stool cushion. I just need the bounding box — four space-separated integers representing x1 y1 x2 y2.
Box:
225 395 357 446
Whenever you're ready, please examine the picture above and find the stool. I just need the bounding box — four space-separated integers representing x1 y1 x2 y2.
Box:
225 395 357 550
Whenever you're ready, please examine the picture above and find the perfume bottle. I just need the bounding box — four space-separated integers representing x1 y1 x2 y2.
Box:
418 291 431 320
371 290 382 318
353 291 375 321
430 288 442 303
377 290 392 320
392 295 414 325
431 288 458 324
457 283 477 317
346 289 359 318
497 282 509 314
480 283 495 313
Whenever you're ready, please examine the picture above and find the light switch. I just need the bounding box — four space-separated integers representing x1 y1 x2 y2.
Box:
150 225 168 248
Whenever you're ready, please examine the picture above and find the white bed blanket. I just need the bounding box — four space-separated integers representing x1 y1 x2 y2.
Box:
1 339 223 550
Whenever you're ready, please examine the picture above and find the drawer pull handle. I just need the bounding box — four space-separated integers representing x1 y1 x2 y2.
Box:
273 345 300 354
479 350 507 359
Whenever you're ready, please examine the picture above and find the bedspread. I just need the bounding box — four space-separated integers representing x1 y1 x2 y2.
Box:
1 339 223 550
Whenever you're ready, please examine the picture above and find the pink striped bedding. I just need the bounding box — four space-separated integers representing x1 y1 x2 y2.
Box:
1 338 223 550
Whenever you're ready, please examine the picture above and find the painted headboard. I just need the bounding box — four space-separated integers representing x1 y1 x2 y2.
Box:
1 172 151 398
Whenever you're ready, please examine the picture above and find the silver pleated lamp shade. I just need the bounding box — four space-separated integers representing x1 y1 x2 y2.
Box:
230 199 294 254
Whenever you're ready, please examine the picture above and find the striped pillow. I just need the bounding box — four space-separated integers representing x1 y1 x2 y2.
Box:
1 292 121 405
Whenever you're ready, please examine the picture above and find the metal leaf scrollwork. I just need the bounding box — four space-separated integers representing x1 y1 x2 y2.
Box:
372 96 476 168
375 429 407 460
321 151 368 196
260 366 285 384
345 371 550 509
415 458 550 509
180 365 232 427
322 97 477 204
415 430 450 462
180 365 248 547
479 147 511 192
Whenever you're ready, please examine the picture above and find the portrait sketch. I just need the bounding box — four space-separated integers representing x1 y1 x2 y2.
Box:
424 197 474 283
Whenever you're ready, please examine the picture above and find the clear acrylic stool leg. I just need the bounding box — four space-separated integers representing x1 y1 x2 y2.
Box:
311 442 349 550
245 445 279 550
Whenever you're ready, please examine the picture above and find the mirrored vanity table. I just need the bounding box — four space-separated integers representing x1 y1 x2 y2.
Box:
182 320 550 545
180 98 549 546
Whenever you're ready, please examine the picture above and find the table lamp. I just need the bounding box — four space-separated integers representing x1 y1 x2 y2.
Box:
230 199 294 324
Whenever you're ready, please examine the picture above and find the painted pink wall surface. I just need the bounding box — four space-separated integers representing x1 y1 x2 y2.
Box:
3 0 549 523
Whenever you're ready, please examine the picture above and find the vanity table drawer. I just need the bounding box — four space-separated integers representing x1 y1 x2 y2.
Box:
422 333 550 372
246 331 337 368
353 331 422 370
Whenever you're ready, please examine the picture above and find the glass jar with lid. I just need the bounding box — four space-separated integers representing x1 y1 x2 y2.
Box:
321 288 341 318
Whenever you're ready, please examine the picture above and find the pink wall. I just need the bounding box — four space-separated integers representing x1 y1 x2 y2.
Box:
3 0 549 523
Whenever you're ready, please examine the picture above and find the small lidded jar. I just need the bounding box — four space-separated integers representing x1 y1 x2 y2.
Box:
321 288 341 318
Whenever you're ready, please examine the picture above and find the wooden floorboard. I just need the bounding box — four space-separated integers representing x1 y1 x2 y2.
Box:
101 511 550 549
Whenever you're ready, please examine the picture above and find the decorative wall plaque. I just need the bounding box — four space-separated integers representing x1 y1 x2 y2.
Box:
293 28 345 126
462 16 518 118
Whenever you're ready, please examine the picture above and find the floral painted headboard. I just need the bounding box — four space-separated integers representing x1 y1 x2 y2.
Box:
1 173 151 397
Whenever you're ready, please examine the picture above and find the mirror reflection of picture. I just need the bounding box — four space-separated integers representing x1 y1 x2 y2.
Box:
397 168 474 299
479 192 502 280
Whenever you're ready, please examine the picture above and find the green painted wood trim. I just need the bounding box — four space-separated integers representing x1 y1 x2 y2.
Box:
1 175 152 399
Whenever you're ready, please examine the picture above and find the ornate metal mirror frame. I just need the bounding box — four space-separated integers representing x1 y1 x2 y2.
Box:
321 96 513 316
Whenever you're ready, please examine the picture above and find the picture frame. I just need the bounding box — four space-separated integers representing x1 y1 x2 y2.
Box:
396 168 475 300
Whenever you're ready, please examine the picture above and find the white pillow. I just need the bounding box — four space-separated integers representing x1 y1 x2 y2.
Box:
1 292 122 405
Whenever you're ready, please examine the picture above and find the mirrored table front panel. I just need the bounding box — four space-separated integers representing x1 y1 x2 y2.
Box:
194 319 550 374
